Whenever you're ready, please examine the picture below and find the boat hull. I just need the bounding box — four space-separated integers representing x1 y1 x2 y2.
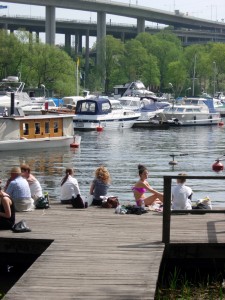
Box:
0 136 74 151
159 113 221 126
73 118 139 131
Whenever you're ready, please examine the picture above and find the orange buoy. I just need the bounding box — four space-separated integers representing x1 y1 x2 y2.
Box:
212 160 224 172
96 126 103 132
218 121 224 126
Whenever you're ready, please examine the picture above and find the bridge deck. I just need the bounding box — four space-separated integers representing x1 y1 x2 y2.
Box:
1 203 225 299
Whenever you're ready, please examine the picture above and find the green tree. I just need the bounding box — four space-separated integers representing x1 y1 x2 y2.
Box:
104 35 124 93
166 61 187 97
124 39 149 82
0 29 26 79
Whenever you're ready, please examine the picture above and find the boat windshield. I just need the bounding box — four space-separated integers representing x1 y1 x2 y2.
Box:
184 99 199 105
111 102 123 110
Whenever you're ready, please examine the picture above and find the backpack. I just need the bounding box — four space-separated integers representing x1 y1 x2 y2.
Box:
35 193 50 209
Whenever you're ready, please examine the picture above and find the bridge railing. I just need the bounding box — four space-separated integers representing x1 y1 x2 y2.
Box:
162 175 225 244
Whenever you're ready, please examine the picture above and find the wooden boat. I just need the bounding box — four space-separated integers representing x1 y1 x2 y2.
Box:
0 114 76 151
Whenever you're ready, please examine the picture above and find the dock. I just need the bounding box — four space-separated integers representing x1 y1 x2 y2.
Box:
1 199 225 300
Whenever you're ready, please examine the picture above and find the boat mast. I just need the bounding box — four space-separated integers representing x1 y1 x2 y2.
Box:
192 54 197 96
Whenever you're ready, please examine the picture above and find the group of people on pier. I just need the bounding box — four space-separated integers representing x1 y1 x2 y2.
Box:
0 162 194 230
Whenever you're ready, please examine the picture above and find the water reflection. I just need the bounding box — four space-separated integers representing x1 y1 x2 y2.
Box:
1 125 225 206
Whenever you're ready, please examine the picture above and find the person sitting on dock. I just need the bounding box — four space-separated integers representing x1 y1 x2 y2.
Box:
5 167 34 212
171 173 192 210
60 168 81 204
90 166 111 206
132 164 163 207
21 164 43 202
0 187 15 230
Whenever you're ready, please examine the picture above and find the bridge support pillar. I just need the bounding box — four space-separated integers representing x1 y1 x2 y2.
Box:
137 17 145 34
45 6 55 45
65 33 71 53
79 34 82 53
75 32 78 55
35 32 39 43
121 32 125 42
97 11 106 89
85 29 90 76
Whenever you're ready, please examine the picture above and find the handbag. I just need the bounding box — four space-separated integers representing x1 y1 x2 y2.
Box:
71 194 85 208
35 194 50 209
12 220 31 233
102 196 119 208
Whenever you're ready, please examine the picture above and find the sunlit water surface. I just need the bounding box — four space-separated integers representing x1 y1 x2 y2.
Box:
1 125 225 206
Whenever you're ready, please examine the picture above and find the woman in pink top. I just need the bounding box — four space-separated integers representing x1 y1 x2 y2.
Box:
132 164 163 207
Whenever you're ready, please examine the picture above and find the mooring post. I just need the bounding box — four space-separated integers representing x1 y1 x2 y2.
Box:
162 176 172 244
10 92 15 116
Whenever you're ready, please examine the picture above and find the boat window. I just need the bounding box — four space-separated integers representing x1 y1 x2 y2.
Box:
193 108 200 112
23 123 29 135
45 122 50 134
78 101 96 113
54 121 58 133
163 107 170 112
186 109 193 112
111 102 123 110
177 108 184 112
102 102 111 112
35 122 41 134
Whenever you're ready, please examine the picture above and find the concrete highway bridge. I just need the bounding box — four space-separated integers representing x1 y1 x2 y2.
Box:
1 0 225 77
1 15 225 49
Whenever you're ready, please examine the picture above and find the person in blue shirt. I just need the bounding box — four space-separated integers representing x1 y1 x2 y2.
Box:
6 167 34 212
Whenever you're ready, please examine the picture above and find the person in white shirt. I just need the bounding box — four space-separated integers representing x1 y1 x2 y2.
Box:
171 173 193 210
60 168 80 204
21 164 43 201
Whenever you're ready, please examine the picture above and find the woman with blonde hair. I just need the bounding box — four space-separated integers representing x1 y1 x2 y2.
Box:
60 168 81 204
90 166 111 206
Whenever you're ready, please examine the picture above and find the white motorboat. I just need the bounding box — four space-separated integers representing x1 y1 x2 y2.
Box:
158 97 222 126
0 114 77 151
0 76 32 112
73 97 140 130
113 80 155 98
119 96 170 122
22 99 57 115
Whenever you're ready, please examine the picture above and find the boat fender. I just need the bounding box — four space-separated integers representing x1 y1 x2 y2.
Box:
218 121 224 126
212 160 224 172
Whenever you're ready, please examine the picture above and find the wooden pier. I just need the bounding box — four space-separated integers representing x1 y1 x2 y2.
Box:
1 175 225 299
1 203 165 300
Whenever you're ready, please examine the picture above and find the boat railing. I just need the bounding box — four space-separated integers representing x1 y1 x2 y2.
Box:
162 175 225 244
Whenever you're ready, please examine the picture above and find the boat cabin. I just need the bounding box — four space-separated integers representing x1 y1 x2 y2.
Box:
113 81 155 98
0 114 74 141
76 98 112 115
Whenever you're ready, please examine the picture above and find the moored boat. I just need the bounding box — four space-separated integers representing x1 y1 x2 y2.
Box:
158 97 222 126
0 114 76 151
73 97 140 131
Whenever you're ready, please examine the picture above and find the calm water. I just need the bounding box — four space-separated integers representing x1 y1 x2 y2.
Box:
1 125 225 206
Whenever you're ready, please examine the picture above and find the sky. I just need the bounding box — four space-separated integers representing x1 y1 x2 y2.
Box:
0 0 225 44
